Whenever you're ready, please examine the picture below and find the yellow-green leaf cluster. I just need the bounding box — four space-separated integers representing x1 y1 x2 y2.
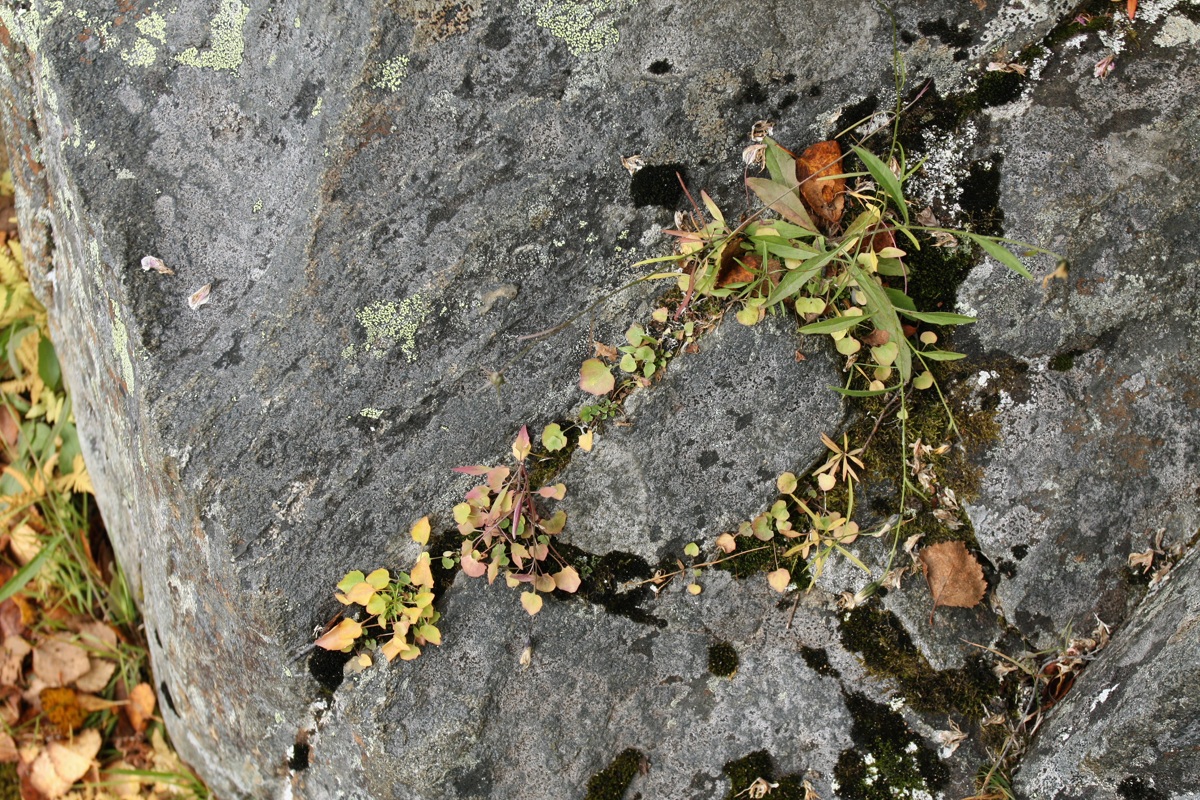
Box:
316 552 442 663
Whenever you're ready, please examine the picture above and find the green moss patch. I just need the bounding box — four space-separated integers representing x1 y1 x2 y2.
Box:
585 748 644 800
834 693 947 800
721 751 810 800
839 601 998 717
707 641 739 677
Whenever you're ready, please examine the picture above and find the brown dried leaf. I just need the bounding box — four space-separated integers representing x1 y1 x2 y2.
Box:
32 637 90 688
0 635 31 687
592 341 618 362
0 730 15 763
795 140 846 227
919 540 986 616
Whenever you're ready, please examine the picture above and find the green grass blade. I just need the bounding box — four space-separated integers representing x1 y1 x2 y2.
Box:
0 532 64 603
830 384 899 397
915 349 968 361
798 312 873 335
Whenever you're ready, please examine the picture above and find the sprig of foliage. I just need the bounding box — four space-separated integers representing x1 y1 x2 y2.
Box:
446 426 581 615
315 518 442 662
608 116 1063 600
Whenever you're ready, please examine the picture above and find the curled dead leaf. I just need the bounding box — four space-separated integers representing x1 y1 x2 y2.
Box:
126 682 157 733
1 635 31 686
795 140 846 228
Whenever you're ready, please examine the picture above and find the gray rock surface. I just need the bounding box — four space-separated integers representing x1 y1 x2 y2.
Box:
1 0 1198 797
1015 544 1200 800
560 316 843 562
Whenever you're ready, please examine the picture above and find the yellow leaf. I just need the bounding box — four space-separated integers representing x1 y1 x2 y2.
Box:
399 643 422 661
417 624 441 645
578 430 594 452
314 618 363 652
520 591 543 615
380 634 410 662
342 581 377 606
767 568 791 593
410 553 434 588
687 583 702 595
410 516 431 545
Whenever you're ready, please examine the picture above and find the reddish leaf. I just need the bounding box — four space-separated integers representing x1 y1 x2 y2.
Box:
460 552 488 578
795 140 846 228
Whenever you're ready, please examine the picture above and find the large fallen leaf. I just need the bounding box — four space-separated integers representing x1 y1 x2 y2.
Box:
28 727 101 798
919 540 986 616
795 140 846 228
32 636 90 687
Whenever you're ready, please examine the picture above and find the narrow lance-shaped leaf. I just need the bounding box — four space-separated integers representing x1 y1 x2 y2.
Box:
848 264 911 382
512 426 532 461
967 234 1034 279
763 138 799 188
746 178 817 233
797 312 872 336
852 145 908 224
896 309 976 325
700 190 725 226
768 239 855 306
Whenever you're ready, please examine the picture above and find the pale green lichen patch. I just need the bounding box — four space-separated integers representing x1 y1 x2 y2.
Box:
372 56 410 92
252 198 263 213
176 0 250 72
519 0 637 56
310 97 323 117
121 38 158 67
359 407 383 419
110 304 136 391
348 296 432 363
0 1 64 52
137 12 167 42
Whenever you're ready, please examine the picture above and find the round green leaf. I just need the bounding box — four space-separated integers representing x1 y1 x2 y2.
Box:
579 358 615 395
541 423 567 452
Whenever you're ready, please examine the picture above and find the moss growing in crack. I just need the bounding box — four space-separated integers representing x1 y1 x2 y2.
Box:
839 600 999 717
975 70 1026 108
557 543 665 628
800 645 840 678
707 641 739 677
834 692 947 800
721 751 809 800
584 748 643 800
903 232 979 313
